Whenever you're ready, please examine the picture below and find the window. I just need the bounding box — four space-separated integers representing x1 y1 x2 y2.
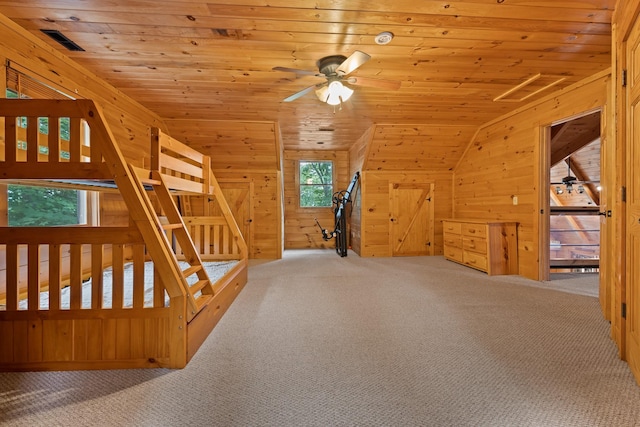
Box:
299 161 333 207
8 184 82 226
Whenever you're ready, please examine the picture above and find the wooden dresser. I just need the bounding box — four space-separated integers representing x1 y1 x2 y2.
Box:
442 219 518 275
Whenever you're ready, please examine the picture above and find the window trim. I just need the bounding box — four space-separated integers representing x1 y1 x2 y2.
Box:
298 160 335 208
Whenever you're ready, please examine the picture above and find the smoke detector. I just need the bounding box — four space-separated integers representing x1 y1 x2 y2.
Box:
375 31 394 45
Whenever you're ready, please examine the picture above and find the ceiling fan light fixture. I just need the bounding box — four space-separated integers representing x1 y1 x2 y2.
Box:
316 80 353 105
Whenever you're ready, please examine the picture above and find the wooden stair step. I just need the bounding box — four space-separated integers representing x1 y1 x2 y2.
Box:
190 279 211 295
139 178 162 186
162 222 183 230
182 264 202 278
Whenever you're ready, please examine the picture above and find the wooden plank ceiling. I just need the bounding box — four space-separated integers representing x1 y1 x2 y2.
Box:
0 1 615 154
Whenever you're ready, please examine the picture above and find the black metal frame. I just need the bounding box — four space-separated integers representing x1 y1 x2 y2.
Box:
315 171 360 257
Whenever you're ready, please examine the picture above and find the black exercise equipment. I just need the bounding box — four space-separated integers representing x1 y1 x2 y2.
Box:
315 171 360 257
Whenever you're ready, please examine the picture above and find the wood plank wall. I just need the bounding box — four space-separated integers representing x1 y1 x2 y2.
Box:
349 124 461 258
348 128 373 255
0 14 164 168
0 13 166 274
283 150 349 249
359 171 452 257
454 71 610 280
209 169 282 258
165 119 284 259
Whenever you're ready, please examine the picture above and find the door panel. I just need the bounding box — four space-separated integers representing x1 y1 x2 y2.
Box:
625 14 640 380
389 183 434 256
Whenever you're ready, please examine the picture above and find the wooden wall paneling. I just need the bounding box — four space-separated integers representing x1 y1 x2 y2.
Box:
213 170 282 259
283 150 349 250
165 119 282 258
348 127 373 255
360 171 452 257
454 71 610 280
367 124 477 172
0 15 164 169
165 119 280 171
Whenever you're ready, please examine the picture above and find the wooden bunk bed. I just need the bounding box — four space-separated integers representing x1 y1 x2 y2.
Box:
0 99 248 371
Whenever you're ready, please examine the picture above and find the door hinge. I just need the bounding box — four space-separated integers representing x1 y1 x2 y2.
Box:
623 69 628 87
622 303 627 319
622 186 627 202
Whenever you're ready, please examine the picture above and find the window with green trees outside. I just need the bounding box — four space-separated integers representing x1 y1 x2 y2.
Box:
299 161 333 207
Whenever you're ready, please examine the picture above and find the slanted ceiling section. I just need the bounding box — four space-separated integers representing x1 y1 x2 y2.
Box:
164 120 280 171
364 124 477 171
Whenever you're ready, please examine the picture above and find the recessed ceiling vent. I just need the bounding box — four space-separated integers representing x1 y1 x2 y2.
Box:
494 73 566 103
40 29 85 51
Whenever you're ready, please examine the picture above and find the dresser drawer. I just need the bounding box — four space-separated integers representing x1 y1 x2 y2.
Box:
461 223 487 238
443 221 462 234
463 236 487 254
444 246 463 263
443 233 462 249
463 251 488 271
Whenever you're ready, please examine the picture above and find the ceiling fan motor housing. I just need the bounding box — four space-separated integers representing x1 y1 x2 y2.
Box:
317 55 347 76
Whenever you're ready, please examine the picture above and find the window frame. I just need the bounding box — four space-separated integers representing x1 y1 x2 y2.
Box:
298 160 335 208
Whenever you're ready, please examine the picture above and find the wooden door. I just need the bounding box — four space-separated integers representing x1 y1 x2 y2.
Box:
389 183 434 256
209 181 253 257
625 14 640 381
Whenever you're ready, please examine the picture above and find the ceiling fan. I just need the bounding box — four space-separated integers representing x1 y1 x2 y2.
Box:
272 51 401 105
551 157 599 194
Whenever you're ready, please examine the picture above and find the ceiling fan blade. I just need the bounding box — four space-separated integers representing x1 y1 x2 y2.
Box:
272 66 323 77
346 76 401 90
282 84 319 102
336 50 371 75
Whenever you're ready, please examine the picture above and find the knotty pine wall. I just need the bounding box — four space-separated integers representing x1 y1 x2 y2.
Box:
454 71 610 280
0 14 165 168
347 128 372 255
358 171 452 257
349 124 468 257
283 150 349 249
165 119 284 259
0 13 164 232
0 15 285 259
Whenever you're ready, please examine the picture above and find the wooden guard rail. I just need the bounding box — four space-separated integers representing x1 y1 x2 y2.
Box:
0 99 110 180
0 227 172 310
171 216 243 261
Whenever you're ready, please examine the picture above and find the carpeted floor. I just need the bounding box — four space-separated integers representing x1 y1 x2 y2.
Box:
1 250 639 427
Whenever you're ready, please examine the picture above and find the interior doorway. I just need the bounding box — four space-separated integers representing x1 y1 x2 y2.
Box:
543 110 602 294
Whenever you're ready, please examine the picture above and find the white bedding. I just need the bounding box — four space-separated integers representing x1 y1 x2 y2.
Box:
3 260 238 311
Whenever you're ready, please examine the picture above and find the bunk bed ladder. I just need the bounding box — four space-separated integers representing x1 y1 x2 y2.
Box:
133 169 215 314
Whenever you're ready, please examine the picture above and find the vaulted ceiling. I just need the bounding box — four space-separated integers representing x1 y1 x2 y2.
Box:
0 1 615 152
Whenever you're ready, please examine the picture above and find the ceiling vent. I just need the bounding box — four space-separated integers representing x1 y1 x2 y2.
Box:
494 74 566 102
40 29 85 51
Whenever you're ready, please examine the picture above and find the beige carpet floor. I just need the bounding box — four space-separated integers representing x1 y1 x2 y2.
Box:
1 250 639 426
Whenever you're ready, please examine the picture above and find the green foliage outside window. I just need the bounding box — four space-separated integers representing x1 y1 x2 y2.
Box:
299 161 333 207
8 185 79 226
